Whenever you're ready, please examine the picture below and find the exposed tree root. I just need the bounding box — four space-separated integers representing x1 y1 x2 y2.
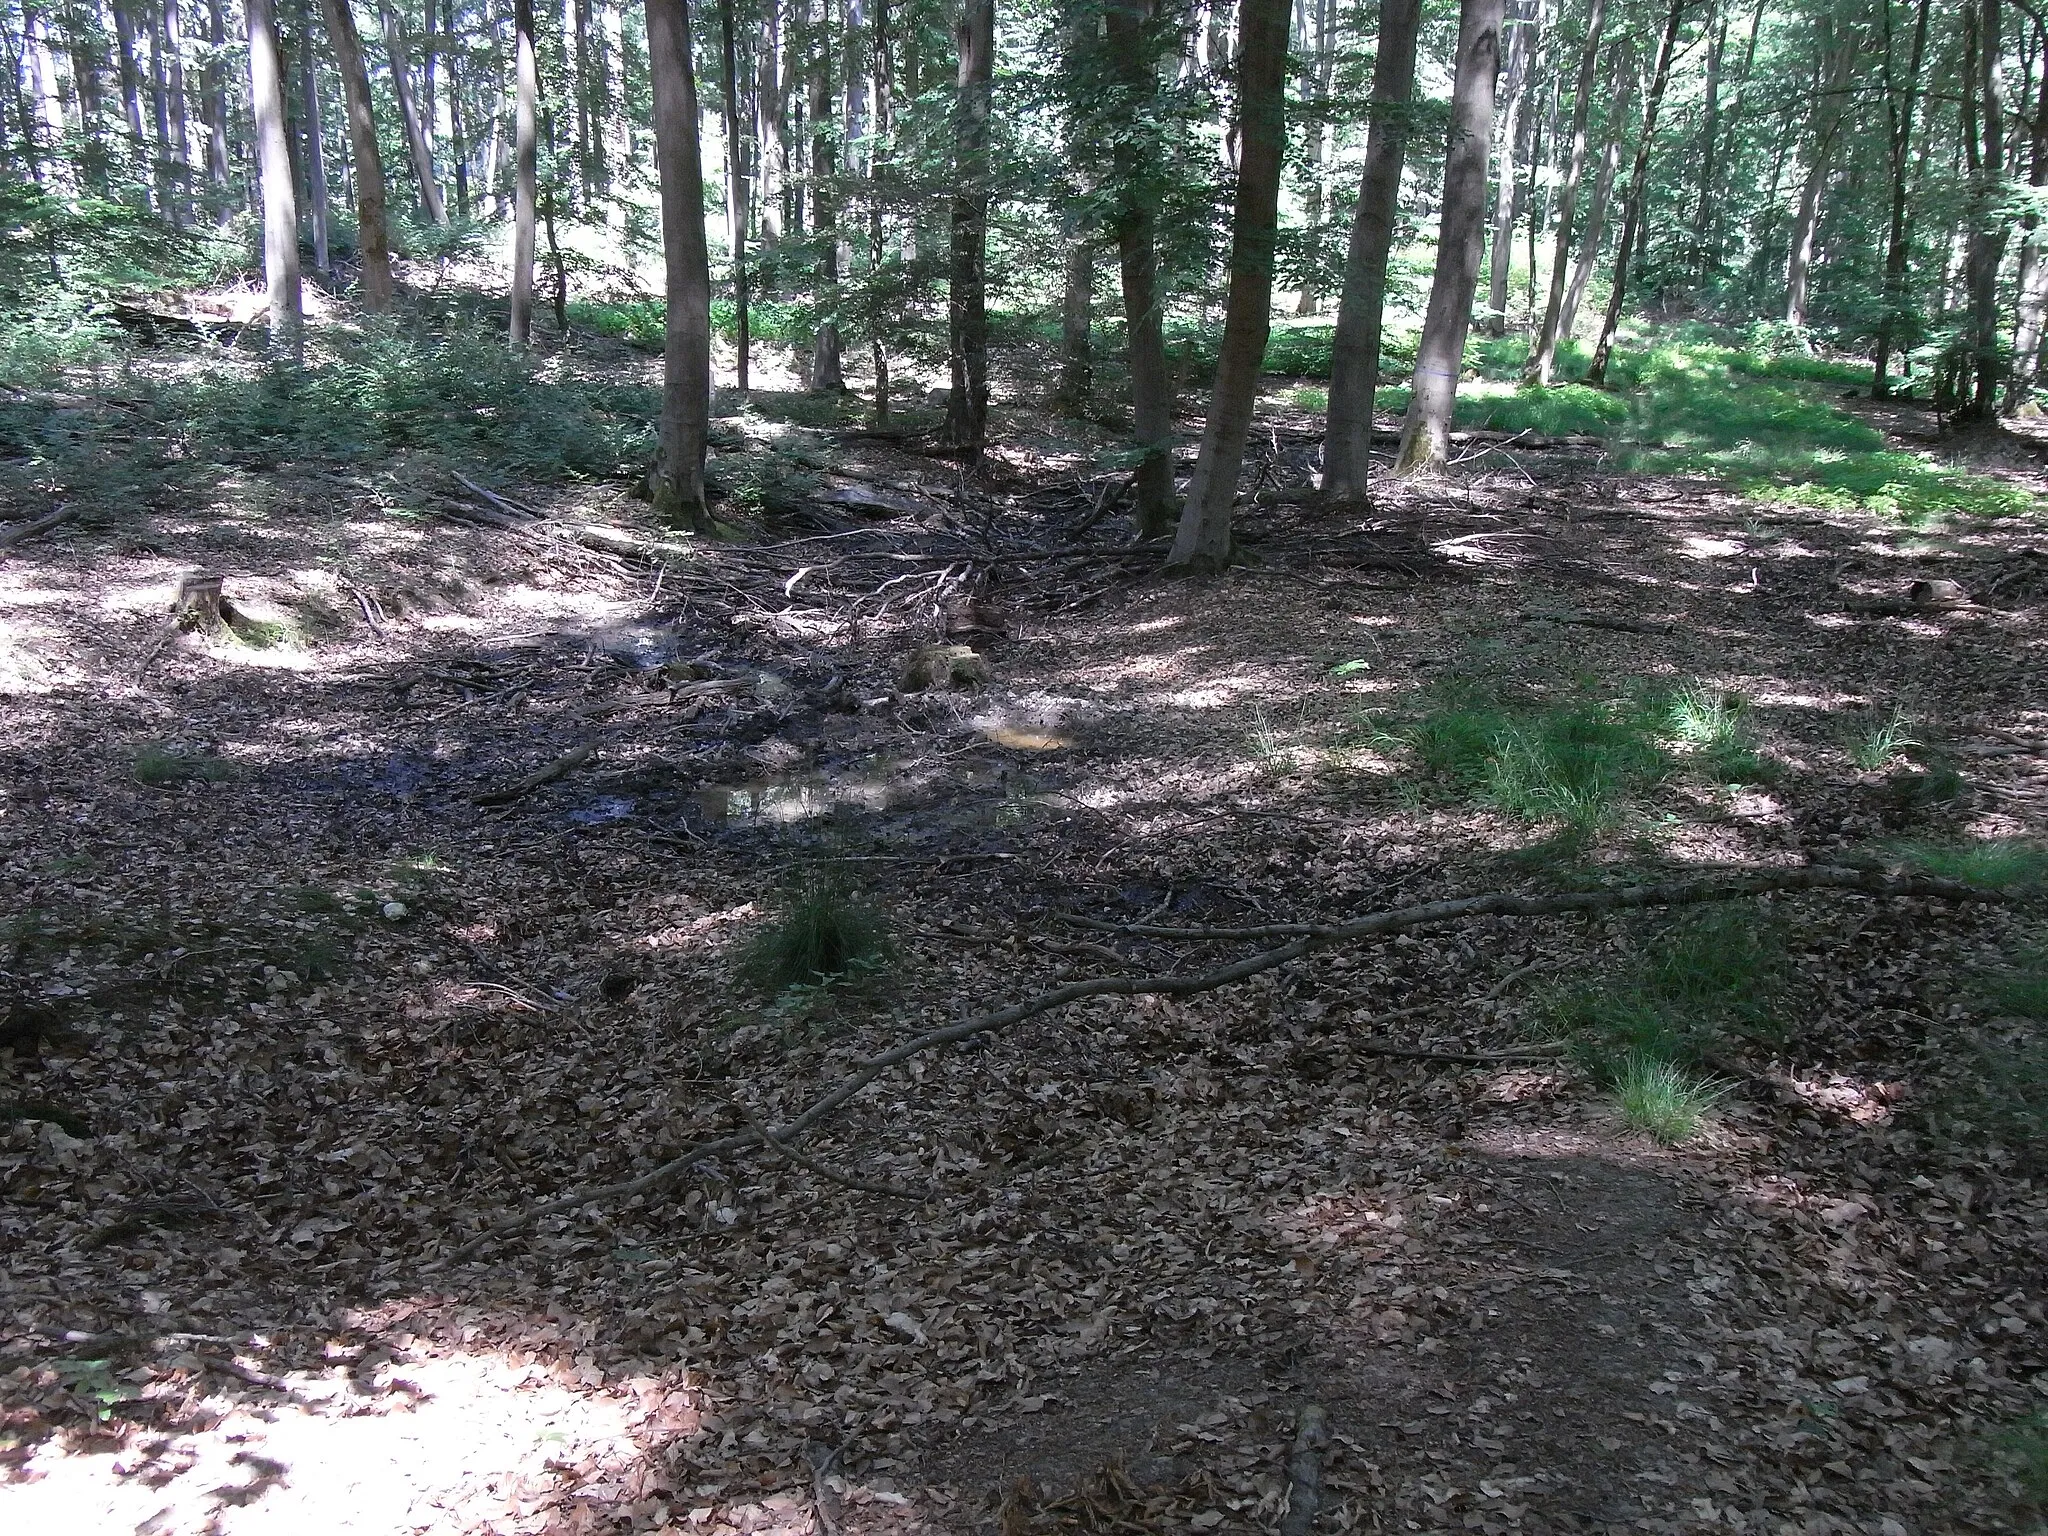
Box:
447 865 2000 1260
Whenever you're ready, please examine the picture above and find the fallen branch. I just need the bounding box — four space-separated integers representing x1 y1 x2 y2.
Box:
0 506 78 552
1279 1404 1330 1536
446 864 1998 1259
473 743 595 805
733 1100 934 1201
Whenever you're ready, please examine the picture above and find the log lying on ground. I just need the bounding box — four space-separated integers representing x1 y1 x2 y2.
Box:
0 507 79 552
446 864 2001 1259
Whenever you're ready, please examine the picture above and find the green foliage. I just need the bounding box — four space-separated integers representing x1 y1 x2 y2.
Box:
1397 686 1670 833
1994 1412 2048 1510
1889 838 2048 891
1985 950 2048 1019
1541 907 1786 1087
739 873 892 992
1659 684 1771 783
1611 1054 1730 1144
132 743 234 787
1847 709 1918 771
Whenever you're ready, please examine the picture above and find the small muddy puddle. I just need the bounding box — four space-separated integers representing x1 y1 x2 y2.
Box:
694 776 900 825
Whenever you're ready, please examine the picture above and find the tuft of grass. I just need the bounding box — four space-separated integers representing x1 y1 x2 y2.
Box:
739 873 891 991
1890 837 2048 891
132 743 234 787
1985 950 2048 1019
1400 689 1669 833
1939 1033 2048 1171
1612 1054 1729 1144
1659 683 1771 783
1848 708 1918 771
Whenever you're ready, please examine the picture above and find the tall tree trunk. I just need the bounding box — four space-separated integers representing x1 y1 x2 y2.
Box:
298 0 330 272
2006 23 2048 412
1105 0 1175 537
807 1 842 388
381 0 447 223
1558 52 1630 343
1163 0 1290 568
320 0 393 309
1783 33 1851 332
446 0 470 217
1053 237 1094 414
1293 0 1334 314
204 0 229 207
1526 0 1604 383
164 0 193 210
645 0 716 532
574 0 596 198
1962 0 2008 421
111 0 148 202
869 0 893 419
510 0 539 341
1322 0 1424 496
1483 0 1535 337
757 0 785 247
65 4 110 192
247 0 303 351
146 0 176 218
1584 0 1684 386
1687 0 1723 277
1393 0 1504 475
719 0 749 391
1873 0 1931 395
943 0 993 454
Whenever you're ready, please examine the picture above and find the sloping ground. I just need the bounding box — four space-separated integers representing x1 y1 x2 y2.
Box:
2 406 2045 1536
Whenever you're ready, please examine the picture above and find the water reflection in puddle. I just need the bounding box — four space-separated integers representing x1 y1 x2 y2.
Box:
693 776 900 825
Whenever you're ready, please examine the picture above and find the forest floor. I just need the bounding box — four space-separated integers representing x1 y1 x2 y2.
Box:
2 322 2047 1536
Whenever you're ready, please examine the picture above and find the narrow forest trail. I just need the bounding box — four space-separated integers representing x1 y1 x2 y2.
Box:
3 405 2046 1535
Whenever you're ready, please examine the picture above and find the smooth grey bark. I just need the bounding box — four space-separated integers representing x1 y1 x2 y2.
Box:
1873 0 1932 396
1559 50 1630 343
1293 0 1335 314
1393 0 1505 477
145 0 174 216
510 0 538 342
1584 0 1684 386
719 0 749 391
1163 0 1290 568
204 0 230 203
645 0 715 532
1321 0 1424 496
299 0 330 273
944 0 994 455
163 0 193 212
1104 0 1175 536
869 0 894 420
807 5 843 390
110 0 147 200
1053 235 1094 414
1483 0 1536 337
756 0 784 246
381 0 447 223
1783 34 1851 331
2006 21 2048 412
1961 0 2008 420
1527 0 1604 383
246 0 303 351
446 0 470 216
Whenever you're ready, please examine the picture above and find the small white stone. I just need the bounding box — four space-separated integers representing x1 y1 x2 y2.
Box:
381 901 409 922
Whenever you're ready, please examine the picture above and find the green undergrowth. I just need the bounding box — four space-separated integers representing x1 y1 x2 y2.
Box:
739 872 892 993
1537 906 1782 1142
1889 837 2048 892
1386 678 1771 836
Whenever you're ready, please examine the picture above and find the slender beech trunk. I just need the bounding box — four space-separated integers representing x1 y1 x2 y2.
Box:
1584 0 1684 386
510 0 539 341
247 0 302 351
944 0 994 455
1962 0 2008 420
382 0 447 222
204 0 229 205
1322 0 1424 496
757 0 785 247
447 0 470 216
573 0 595 197
1873 0 1932 395
869 0 893 419
808 2 843 388
1559 51 1630 343
320 0 392 309
644 0 715 532
1105 0 1175 536
719 0 749 391
164 0 193 211
298 0 330 272
1393 0 1504 476
1784 34 1851 332
1163 0 1290 567
1688 0 1723 275
2006 26 2048 411
1293 0 1334 314
66 7 110 192
1527 0 1604 382
1483 0 1535 337
1053 238 1094 414
146 0 177 217
111 0 147 200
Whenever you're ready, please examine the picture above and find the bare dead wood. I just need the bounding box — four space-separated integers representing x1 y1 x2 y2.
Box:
473 743 595 805
451 471 543 521
445 864 2000 1260
0 506 79 552
1280 1404 1330 1536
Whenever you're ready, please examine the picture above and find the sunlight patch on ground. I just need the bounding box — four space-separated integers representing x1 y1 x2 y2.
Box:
1783 1072 1902 1125
0 1347 677 1536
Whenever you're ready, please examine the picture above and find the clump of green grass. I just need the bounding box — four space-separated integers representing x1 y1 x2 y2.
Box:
1612 1053 1730 1144
1399 688 1669 833
1659 683 1771 783
1890 837 2048 891
1540 907 1784 1104
132 743 234 787
739 873 891 991
1985 949 2048 1019
1847 708 1918 771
